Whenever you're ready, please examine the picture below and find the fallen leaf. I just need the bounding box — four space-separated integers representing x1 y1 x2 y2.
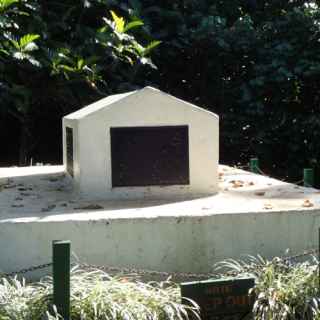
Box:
11 204 24 208
74 204 104 210
3 184 17 189
41 204 56 212
263 203 273 210
230 180 244 188
255 191 266 196
20 192 31 196
302 200 314 207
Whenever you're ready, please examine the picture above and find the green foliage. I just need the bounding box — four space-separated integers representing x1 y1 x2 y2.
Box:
0 268 200 320
0 0 18 12
215 255 320 320
0 0 159 165
2 0 320 179
119 0 320 181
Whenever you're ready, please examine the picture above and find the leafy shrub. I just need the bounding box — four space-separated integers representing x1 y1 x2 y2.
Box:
0 267 199 320
215 255 320 320
0 0 159 165
123 0 320 182
2 0 320 181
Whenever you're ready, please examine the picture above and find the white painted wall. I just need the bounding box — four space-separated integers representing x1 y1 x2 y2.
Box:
1 165 320 279
63 87 219 200
0 209 319 279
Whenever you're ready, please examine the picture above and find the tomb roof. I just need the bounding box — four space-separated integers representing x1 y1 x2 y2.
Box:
64 86 218 120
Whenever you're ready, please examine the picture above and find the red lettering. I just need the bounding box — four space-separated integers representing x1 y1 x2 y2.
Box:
226 296 235 306
226 295 250 307
212 297 223 308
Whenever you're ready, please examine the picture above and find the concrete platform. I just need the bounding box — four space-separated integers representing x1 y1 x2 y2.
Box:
1 165 320 278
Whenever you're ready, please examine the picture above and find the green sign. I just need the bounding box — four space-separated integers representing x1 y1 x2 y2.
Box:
180 277 255 320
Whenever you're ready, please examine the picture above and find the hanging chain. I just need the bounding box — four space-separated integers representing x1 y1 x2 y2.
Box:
282 248 319 262
0 262 214 279
1 247 319 278
76 263 215 279
236 163 306 186
1 262 52 278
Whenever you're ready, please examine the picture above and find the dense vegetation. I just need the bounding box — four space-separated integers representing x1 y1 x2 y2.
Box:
0 0 159 165
1 0 320 183
216 255 320 320
1 257 320 320
0 267 199 319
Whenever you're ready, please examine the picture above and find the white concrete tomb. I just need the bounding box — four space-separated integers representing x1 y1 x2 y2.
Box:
62 86 219 199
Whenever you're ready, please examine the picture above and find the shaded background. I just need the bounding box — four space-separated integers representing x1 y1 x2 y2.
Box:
1 0 320 185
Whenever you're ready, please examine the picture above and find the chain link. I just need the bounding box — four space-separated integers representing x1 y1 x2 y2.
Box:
249 165 305 186
76 263 215 279
0 261 215 279
1 248 319 279
1 263 52 278
282 248 319 262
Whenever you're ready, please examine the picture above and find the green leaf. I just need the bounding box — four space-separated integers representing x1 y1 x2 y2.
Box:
123 20 144 32
0 0 19 12
12 51 41 66
132 42 144 55
23 42 38 52
0 48 9 56
110 10 125 33
59 64 76 72
57 52 73 64
9 38 20 50
77 58 84 70
140 57 157 69
19 34 40 50
12 51 25 60
142 40 161 56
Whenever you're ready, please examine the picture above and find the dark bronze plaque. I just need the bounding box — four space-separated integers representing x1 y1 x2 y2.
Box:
66 127 74 177
110 125 189 187
180 277 255 320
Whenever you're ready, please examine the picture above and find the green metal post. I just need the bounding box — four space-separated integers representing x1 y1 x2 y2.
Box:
53 240 70 320
250 158 259 174
303 168 314 187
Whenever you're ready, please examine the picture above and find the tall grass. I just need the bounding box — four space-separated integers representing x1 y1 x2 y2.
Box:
0 267 200 320
214 255 320 320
